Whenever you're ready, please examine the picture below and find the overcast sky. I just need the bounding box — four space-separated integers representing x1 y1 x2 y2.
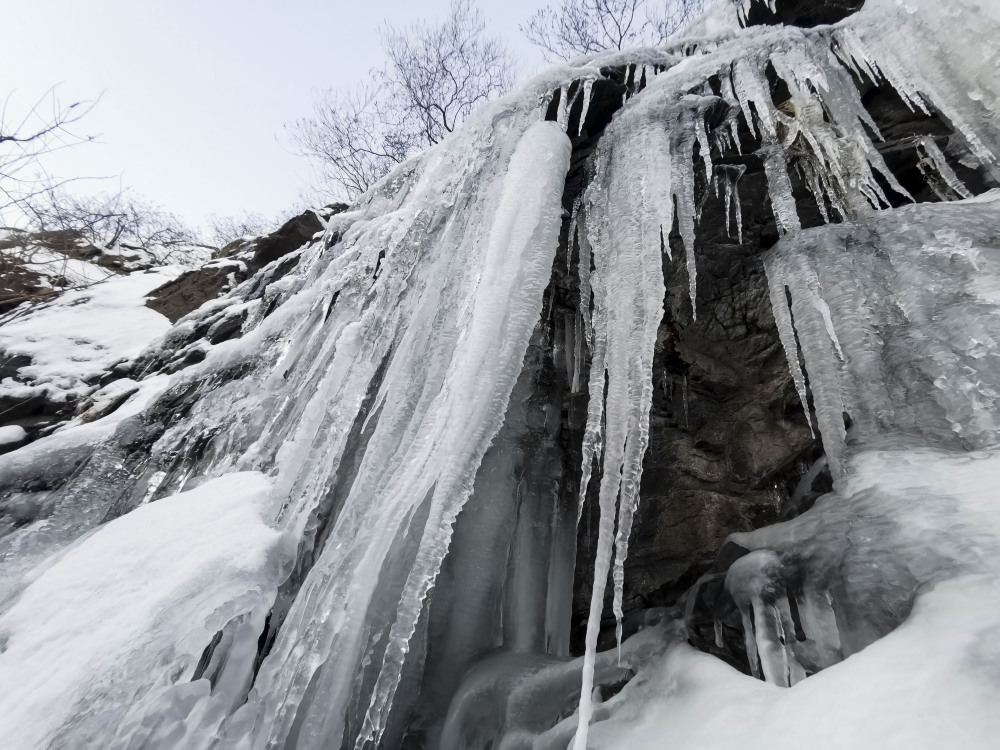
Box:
3 1 548 229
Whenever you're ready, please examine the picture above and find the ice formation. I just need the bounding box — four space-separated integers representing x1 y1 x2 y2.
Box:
2 0 1000 748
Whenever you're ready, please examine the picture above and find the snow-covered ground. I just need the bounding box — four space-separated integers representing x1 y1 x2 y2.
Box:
0 267 181 405
0 471 284 750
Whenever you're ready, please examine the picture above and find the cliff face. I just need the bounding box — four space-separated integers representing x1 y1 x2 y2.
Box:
2 1 1000 749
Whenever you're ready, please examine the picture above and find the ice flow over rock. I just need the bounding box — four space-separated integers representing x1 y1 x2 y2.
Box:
2 0 1000 748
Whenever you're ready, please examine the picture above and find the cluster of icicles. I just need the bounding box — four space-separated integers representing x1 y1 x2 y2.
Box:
248 11 995 748
549 19 996 749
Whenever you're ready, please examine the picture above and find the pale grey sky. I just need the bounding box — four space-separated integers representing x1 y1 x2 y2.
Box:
3 1 548 228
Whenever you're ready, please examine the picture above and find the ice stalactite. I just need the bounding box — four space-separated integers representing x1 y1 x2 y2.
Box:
761 145 801 235
765 261 814 437
577 78 595 136
768 253 848 476
832 8 1000 175
915 136 974 201
717 164 746 243
556 84 571 131
571 107 669 749
725 550 806 687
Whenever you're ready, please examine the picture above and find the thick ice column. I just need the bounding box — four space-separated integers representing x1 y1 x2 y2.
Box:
210 120 572 750
352 121 572 749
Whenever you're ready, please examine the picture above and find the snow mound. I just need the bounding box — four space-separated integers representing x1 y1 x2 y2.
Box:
0 471 284 750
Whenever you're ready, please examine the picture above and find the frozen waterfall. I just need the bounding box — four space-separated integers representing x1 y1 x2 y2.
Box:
3 0 1000 748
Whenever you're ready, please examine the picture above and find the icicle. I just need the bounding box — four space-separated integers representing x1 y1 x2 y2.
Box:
916 136 974 200
719 73 744 155
574 219 605 526
733 173 744 244
577 214 595 351
761 145 801 234
695 110 713 184
719 164 746 243
832 27 930 115
765 260 814 436
556 84 571 131
578 78 594 137
784 257 848 476
816 293 845 362
732 57 776 142
726 550 806 687
800 160 831 224
671 116 699 319
567 199 580 277
573 108 665 750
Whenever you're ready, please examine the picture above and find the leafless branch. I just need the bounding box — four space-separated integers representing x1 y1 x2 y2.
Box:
288 0 516 201
521 0 706 62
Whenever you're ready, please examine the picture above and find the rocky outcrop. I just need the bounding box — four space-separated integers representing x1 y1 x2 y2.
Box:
742 0 866 27
145 259 247 323
144 206 346 323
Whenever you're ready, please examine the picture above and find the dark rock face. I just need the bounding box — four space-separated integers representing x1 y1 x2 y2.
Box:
249 208 328 269
145 261 246 322
743 0 866 27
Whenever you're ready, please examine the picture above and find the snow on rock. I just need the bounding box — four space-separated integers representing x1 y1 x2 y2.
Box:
0 267 180 404
0 471 284 750
0 425 26 447
0 374 171 608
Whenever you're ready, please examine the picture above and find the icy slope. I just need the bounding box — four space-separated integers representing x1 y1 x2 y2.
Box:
0 472 283 750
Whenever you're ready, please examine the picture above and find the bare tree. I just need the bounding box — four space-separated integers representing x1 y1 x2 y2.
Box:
23 186 193 251
288 84 415 199
380 0 517 147
0 87 99 223
206 210 278 248
521 0 706 62
289 0 516 201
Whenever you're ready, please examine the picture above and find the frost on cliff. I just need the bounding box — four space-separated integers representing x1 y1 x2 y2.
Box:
2 0 1000 748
